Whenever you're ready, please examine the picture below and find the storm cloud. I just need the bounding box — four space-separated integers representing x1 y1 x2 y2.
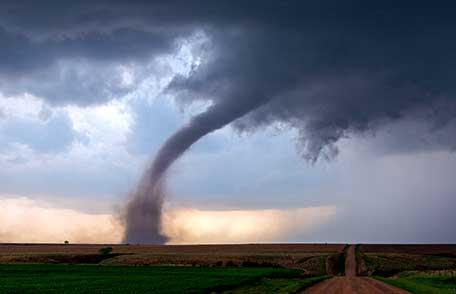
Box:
1 1 455 158
2 1 456 242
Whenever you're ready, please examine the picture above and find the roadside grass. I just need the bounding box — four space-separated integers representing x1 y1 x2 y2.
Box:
0 264 324 293
374 271 456 294
362 253 456 276
295 255 327 276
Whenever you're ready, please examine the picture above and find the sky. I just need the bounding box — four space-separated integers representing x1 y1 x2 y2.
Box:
1 1 456 244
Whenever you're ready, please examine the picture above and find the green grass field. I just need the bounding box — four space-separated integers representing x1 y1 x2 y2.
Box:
221 275 329 293
0 264 326 293
375 271 456 294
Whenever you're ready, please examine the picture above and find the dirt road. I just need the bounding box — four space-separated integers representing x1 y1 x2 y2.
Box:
304 245 409 294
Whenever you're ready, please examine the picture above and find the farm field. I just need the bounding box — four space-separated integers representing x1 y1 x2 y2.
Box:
0 264 327 294
359 244 456 255
0 243 345 276
357 244 456 276
0 243 341 293
355 244 456 293
375 271 456 294
0 243 346 255
2 243 456 293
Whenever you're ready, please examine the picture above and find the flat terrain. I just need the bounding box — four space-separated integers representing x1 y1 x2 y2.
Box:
0 243 344 275
2 243 456 293
376 270 456 294
0 243 345 255
0 264 315 294
359 244 456 255
357 244 456 276
304 245 408 294
342 244 456 293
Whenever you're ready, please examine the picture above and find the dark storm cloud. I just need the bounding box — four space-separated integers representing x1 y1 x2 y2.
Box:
170 22 456 159
3 1 456 242
0 24 181 105
2 1 456 134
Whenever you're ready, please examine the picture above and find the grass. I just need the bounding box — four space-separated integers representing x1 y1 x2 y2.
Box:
222 275 330 293
0 264 325 293
362 253 456 276
375 271 456 294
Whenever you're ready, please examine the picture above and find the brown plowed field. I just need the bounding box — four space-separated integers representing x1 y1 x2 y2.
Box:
0 243 344 274
0 243 345 255
357 244 456 276
359 244 456 255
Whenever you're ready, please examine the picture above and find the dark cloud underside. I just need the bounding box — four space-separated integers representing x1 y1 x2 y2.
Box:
2 1 456 242
1 2 455 156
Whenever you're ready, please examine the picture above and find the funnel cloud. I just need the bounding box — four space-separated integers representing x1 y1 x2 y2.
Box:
124 98 270 242
1 2 456 243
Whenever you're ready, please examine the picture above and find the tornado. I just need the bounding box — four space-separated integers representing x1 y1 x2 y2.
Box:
123 97 268 243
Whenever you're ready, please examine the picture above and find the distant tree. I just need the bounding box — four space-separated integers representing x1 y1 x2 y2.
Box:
64 240 69 245
99 246 113 255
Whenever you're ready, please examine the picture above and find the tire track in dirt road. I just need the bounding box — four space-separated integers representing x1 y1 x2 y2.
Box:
303 245 409 294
